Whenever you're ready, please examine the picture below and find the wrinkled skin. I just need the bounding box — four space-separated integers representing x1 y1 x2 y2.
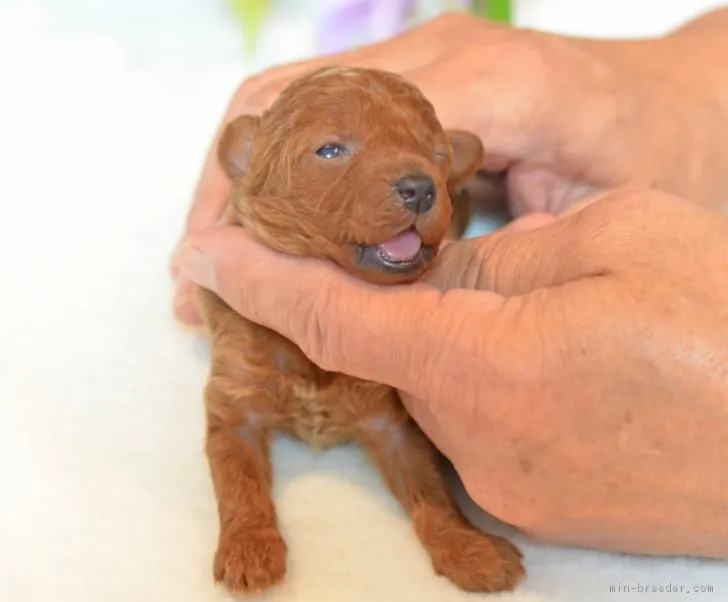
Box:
179 189 728 559
173 9 728 558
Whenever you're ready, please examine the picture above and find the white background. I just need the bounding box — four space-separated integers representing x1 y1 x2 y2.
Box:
1 1 727 601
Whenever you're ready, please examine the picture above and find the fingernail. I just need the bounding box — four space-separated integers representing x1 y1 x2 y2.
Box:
176 244 217 291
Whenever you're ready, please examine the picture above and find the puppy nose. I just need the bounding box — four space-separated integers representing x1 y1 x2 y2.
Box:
395 175 436 214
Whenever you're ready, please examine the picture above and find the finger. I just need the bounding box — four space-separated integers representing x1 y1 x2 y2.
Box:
237 14 506 128
556 191 613 218
240 52 461 118
426 192 624 295
175 225 506 399
173 278 204 327
375 47 552 168
247 13 490 91
171 204 236 324
501 212 556 232
183 141 229 238
180 78 272 243
241 44 418 106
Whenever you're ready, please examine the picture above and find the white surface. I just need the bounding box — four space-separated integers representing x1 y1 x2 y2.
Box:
1 1 727 601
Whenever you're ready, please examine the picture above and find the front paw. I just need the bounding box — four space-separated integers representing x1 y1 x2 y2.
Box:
427 526 525 592
214 527 287 595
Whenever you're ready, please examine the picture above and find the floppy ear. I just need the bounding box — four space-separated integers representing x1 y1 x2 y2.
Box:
446 130 485 189
217 114 260 180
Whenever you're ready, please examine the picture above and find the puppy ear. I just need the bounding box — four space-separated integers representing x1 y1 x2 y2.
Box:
446 130 485 188
217 115 260 179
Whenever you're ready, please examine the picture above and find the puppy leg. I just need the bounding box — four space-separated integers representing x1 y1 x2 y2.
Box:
357 397 525 592
205 383 286 595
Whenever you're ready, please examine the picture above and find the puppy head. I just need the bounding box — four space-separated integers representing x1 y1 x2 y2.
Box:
218 66 484 285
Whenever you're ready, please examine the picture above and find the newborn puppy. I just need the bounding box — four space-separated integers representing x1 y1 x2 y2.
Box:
197 66 525 595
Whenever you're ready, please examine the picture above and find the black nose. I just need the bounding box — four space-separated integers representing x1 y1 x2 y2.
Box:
395 175 436 214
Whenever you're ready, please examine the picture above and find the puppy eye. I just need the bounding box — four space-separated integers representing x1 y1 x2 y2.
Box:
316 144 349 159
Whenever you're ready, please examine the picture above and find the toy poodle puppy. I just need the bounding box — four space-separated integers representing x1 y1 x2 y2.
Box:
195 66 525 596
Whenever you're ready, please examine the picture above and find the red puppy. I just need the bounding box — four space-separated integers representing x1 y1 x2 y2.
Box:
196 66 525 595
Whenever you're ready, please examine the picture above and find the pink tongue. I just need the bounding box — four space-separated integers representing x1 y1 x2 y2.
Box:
377 229 423 262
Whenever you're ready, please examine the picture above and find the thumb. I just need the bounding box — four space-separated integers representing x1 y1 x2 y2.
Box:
174 225 357 356
427 192 623 295
175 225 505 399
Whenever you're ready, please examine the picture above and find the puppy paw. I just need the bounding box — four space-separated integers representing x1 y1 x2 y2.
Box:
427 527 525 592
214 527 287 595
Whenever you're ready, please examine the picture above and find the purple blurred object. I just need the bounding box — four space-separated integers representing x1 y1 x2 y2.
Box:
315 0 415 56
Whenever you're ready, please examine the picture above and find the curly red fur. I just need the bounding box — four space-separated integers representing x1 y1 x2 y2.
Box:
195 66 525 595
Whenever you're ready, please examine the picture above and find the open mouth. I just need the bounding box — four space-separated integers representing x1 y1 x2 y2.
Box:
355 227 436 273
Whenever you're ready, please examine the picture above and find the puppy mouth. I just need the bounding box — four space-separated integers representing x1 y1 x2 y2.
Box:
355 227 436 273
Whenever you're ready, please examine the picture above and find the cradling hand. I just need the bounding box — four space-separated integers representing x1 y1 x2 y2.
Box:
172 10 728 326
176 189 728 558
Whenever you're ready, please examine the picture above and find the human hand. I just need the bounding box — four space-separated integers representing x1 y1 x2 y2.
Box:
172 9 728 326
175 188 728 558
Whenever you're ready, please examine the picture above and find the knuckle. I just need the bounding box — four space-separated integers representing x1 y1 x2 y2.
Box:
453 238 485 285
426 238 484 290
471 236 500 289
468 232 511 292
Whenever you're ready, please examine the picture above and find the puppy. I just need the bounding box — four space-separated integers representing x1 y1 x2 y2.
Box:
196 66 525 595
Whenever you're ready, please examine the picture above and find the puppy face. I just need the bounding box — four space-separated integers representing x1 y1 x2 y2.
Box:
218 67 484 285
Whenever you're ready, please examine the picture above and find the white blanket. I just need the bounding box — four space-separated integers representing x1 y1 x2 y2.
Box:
1 1 726 600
